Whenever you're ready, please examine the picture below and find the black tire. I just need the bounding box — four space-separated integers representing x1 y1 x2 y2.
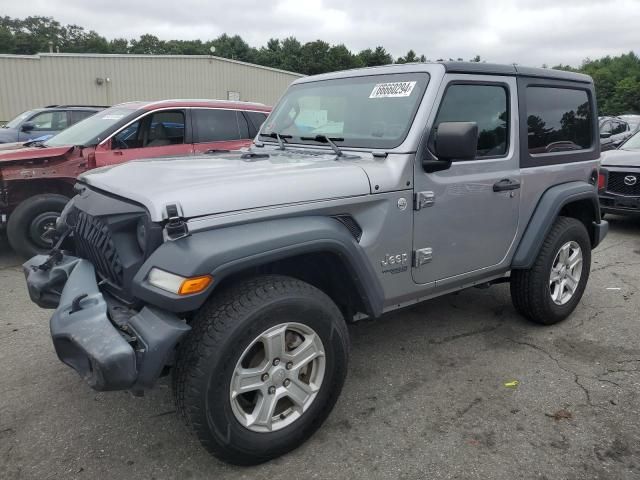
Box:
511 216 591 325
7 194 69 258
173 275 349 465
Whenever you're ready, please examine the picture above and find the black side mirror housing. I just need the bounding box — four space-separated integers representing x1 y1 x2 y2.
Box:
435 121 478 160
423 121 478 173
21 121 35 132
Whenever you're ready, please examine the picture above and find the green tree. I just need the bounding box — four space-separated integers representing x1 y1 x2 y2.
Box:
396 50 420 64
109 38 129 54
357 46 393 67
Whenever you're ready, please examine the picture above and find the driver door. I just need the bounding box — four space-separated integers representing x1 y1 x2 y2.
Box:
412 76 520 286
95 109 192 167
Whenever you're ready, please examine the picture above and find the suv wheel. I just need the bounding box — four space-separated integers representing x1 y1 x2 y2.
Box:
173 275 349 465
7 194 69 258
510 216 591 325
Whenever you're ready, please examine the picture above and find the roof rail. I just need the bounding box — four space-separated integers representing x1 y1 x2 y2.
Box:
44 104 109 109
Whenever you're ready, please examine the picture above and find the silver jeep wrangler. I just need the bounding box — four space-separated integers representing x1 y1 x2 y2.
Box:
23 62 608 465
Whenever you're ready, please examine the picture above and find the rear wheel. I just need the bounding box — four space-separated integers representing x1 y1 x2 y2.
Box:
173 275 349 465
511 216 591 325
7 194 69 258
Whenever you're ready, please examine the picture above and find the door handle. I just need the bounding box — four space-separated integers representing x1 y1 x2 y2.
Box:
113 150 123 156
493 178 521 192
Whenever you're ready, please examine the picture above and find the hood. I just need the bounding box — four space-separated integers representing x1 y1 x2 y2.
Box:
601 149 640 168
0 144 74 163
80 150 372 221
0 128 19 144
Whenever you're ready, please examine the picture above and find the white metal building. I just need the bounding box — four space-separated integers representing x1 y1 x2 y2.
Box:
0 53 303 122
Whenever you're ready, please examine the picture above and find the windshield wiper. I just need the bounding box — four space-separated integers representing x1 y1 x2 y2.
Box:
259 132 291 150
300 135 345 157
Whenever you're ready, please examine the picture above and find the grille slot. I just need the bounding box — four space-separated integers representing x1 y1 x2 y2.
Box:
607 172 640 196
74 211 124 286
332 215 363 242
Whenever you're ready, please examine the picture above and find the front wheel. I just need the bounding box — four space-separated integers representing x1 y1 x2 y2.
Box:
511 216 591 325
7 194 69 258
173 275 349 465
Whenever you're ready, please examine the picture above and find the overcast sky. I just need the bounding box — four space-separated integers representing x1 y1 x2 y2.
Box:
4 0 639 67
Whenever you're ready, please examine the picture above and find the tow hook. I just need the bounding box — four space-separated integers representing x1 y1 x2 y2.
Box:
164 203 189 241
70 293 88 314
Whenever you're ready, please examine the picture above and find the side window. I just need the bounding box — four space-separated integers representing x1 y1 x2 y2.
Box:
30 111 68 131
432 84 508 157
526 87 592 154
112 121 143 149
237 112 250 139
145 111 185 147
245 111 269 137
193 109 241 142
69 110 96 125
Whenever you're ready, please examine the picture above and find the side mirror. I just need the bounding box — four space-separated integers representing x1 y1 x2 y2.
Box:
21 121 35 132
423 121 478 173
600 131 612 139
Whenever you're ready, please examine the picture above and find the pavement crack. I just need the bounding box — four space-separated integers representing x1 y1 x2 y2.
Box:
499 335 606 407
429 324 501 345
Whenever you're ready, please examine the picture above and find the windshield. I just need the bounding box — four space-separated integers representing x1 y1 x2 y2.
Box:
262 73 429 149
621 130 640 150
44 107 136 147
4 110 33 129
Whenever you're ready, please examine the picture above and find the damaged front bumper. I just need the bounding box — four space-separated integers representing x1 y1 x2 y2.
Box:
23 254 191 391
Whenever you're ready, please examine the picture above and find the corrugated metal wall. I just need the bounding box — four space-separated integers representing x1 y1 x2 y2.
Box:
0 53 302 121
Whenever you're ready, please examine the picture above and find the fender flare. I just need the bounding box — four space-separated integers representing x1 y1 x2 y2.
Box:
132 216 385 316
511 181 601 270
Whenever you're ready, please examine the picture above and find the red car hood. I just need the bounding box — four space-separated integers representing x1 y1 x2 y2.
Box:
0 144 74 163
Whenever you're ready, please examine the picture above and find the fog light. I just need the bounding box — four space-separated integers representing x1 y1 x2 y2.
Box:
147 268 212 295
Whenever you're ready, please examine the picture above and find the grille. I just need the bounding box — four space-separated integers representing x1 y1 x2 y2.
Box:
74 211 124 286
607 172 640 196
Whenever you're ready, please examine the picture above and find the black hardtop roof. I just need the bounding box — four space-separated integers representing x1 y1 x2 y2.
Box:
442 62 592 83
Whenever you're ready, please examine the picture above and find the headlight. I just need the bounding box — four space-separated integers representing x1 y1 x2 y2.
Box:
147 268 213 296
136 218 146 252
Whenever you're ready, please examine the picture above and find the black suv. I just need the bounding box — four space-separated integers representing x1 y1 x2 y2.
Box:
0 105 107 144
599 129 640 215
599 116 633 151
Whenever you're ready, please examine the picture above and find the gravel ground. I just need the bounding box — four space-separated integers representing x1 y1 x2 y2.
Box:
1 216 640 480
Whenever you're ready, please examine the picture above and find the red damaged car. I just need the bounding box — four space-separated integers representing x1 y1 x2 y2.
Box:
0 99 270 256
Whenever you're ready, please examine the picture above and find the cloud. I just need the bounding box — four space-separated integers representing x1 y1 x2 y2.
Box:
3 0 638 67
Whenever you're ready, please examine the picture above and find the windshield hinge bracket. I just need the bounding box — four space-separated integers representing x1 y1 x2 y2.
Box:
164 203 189 241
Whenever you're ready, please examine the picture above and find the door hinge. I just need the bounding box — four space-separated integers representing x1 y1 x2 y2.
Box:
414 191 435 210
413 248 433 267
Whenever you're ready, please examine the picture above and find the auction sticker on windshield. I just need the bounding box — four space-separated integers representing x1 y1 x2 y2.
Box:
369 81 416 98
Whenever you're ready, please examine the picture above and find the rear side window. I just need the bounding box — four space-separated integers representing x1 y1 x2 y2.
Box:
432 84 508 157
245 111 268 137
69 110 96 125
526 87 592 154
193 109 241 142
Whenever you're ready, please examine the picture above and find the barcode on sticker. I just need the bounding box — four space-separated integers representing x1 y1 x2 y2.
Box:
369 81 416 98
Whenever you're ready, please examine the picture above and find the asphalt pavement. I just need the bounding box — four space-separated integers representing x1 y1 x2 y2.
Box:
1 216 640 480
